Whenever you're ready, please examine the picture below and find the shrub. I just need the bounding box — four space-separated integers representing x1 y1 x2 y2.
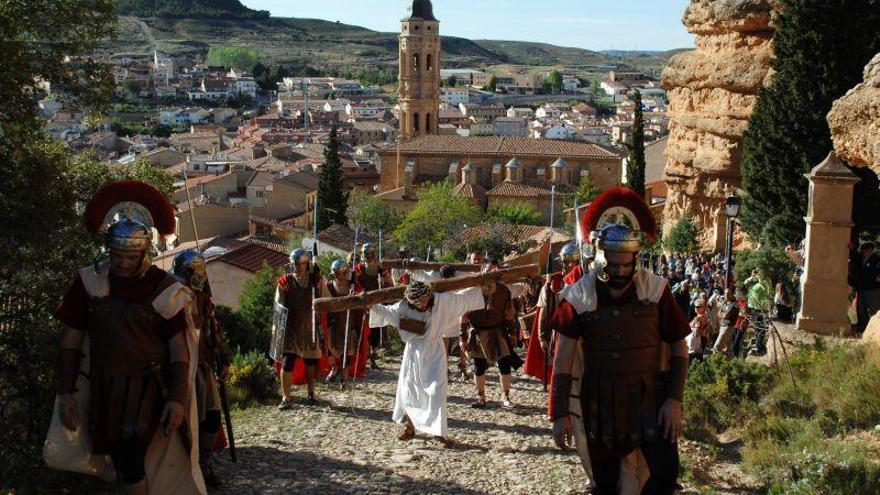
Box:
487 202 542 225
733 246 797 294
683 354 774 442
664 216 700 253
226 350 278 407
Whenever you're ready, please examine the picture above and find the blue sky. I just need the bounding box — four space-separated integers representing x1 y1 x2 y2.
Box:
240 0 694 51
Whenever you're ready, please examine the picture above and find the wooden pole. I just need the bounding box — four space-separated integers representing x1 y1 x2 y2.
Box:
379 259 483 272
313 264 540 313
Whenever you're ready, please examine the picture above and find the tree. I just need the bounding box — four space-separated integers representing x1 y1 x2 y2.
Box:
625 89 646 198
546 69 563 94
150 123 173 137
484 75 498 93
123 78 141 97
740 0 880 246
664 216 701 254
237 264 280 341
447 74 458 87
487 202 542 225
205 46 261 70
592 80 605 97
564 175 601 209
347 189 404 235
316 125 348 230
0 0 116 486
394 180 482 256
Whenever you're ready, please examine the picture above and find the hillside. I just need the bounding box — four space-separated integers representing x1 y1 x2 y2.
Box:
107 14 682 72
116 0 269 19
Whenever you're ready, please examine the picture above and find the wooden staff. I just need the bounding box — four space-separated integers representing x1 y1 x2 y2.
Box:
379 259 483 272
313 264 540 313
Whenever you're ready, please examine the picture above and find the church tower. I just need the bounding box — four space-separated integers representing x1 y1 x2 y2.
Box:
399 0 440 140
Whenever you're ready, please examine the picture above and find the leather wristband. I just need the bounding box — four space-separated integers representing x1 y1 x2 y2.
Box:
550 373 573 421
58 348 81 394
167 362 189 405
667 356 688 402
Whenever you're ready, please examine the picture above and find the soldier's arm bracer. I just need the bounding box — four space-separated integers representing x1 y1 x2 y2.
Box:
550 373 573 421
667 342 688 402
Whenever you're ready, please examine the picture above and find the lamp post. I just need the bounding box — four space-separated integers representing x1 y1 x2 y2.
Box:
724 192 742 288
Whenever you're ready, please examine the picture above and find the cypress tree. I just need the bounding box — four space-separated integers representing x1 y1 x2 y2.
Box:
626 89 646 197
740 0 880 246
316 124 348 231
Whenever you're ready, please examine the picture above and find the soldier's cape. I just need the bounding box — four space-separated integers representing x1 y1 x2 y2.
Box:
523 265 583 381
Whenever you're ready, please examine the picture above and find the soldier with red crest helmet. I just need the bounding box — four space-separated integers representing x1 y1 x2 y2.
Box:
354 242 392 370
550 188 690 495
52 181 206 495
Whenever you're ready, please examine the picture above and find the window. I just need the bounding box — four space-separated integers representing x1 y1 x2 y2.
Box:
427 54 433 71
413 112 420 132
256 190 265 199
413 54 420 72
426 113 432 132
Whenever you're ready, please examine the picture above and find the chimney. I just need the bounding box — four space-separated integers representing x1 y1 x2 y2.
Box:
550 157 568 184
505 158 524 183
491 163 503 186
461 162 477 185
448 162 460 184
404 161 416 188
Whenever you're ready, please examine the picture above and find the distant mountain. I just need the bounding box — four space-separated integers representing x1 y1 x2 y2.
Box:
107 7 681 72
116 0 269 19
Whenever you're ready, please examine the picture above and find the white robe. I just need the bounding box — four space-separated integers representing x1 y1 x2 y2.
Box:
369 288 484 437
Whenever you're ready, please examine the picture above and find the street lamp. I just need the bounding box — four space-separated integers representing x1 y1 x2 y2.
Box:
724 192 742 288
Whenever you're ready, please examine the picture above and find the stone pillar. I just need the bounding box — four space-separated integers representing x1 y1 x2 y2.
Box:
797 152 860 335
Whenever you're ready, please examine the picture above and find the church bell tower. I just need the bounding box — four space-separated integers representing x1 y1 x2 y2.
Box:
399 0 440 140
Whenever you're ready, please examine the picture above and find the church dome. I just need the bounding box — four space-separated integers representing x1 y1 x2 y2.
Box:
404 0 437 21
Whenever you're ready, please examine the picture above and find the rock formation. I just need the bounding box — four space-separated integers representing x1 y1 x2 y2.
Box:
661 0 780 250
828 52 880 176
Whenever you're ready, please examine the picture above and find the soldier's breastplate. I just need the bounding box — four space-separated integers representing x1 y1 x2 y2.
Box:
358 266 380 292
581 300 662 448
284 280 314 331
88 297 169 377
469 288 508 331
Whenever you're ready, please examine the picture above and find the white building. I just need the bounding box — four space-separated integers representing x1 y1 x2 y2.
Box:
231 76 258 98
440 87 469 106
345 101 385 120
507 107 534 119
159 108 211 127
562 76 580 92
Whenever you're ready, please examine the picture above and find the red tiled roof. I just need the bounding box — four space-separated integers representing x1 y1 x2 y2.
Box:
447 224 571 251
317 223 377 251
215 243 289 273
382 135 622 160
486 179 576 198
453 182 487 202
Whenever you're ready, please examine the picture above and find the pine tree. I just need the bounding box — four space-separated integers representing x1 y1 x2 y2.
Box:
316 124 348 231
740 0 880 246
626 89 646 198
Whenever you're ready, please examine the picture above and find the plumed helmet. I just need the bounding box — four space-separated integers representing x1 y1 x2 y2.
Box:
330 259 348 274
559 243 580 264
581 187 657 255
84 180 176 254
290 248 310 265
172 249 208 291
361 242 376 255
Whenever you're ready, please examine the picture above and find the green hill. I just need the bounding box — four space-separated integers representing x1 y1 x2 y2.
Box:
108 12 682 73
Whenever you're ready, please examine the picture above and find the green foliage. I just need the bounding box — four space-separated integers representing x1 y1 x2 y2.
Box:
316 252 343 278
237 264 280 347
664 216 700 253
563 175 601 209
116 0 270 19
683 354 775 442
215 304 262 355
226 350 278 407
252 63 290 93
545 69 563 93
625 89 646 197
732 247 796 292
122 78 141 96
740 0 880 246
484 75 498 92
347 189 404 235
205 46 262 70
487 201 542 225
316 125 348 231
394 180 482 256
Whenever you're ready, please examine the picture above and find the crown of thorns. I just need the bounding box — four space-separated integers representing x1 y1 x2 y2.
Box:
405 281 433 304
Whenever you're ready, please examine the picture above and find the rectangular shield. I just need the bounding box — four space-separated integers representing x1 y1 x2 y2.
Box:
269 301 289 362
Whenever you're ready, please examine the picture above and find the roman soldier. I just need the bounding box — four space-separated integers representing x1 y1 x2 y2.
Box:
51 180 205 494
172 250 231 488
273 248 326 409
523 243 584 384
550 188 690 495
324 259 364 389
354 242 392 370
460 261 518 409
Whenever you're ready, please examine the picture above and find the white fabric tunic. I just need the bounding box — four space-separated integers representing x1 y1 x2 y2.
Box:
369 288 484 436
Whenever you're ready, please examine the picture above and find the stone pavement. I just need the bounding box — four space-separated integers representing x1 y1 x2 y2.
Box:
213 361 588 495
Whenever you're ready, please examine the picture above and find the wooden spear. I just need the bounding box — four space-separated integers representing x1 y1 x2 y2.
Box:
313 264 539 313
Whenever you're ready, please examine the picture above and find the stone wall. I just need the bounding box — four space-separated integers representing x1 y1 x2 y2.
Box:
828 52 880 176
661 0 780 251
